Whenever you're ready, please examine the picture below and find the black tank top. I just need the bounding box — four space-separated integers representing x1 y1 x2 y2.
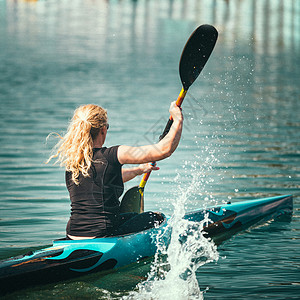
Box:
66 146 124 237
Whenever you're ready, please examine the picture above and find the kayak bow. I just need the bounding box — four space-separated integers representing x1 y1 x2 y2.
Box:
0 195 293 295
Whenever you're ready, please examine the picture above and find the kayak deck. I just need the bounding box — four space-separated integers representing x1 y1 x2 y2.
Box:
0 195 293 295
185 194 293 238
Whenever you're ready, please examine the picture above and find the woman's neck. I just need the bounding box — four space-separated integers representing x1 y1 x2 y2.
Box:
93 130 106 148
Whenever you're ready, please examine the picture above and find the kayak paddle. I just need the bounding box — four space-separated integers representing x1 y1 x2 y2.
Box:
120 24 218 214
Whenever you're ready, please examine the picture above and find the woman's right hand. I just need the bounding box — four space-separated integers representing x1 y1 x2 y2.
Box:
169 101 183 122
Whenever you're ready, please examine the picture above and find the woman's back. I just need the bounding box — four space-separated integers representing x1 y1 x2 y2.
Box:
66 147 123 238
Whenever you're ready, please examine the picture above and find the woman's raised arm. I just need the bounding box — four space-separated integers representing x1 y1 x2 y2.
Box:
118 101 183 165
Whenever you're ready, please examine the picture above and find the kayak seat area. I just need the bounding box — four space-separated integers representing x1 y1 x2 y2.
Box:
114 211 165 236
54 212 165 241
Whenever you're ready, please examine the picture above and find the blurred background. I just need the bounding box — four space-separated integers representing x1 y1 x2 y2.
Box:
0 0 299 299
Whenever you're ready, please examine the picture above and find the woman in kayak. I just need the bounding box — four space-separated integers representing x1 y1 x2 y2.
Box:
48 103 183 240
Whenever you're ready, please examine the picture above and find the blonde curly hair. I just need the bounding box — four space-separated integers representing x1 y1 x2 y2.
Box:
47 104 108 184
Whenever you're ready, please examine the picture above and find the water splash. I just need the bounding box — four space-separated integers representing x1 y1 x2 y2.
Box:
123 171 219 300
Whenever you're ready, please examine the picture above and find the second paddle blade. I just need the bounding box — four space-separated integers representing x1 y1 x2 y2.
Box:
120 186 143 213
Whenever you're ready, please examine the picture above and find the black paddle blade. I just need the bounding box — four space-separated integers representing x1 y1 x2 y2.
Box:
179 24 218 91
120 186 143 213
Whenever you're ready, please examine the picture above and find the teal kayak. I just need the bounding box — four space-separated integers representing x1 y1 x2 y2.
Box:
0 195 293 295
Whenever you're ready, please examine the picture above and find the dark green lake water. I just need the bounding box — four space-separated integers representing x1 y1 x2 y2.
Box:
0 0 299 299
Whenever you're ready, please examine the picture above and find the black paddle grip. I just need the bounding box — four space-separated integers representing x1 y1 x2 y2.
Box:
159 118 173 141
